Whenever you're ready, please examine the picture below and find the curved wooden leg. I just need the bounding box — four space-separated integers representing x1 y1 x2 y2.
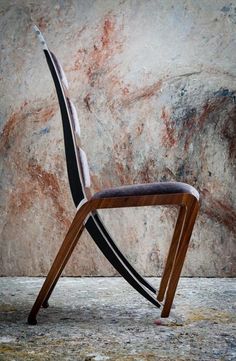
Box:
157 206 186 301
41 226 84 309
28 203 90 325
161 199 199 317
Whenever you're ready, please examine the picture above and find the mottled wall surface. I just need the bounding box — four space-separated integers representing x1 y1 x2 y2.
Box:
0 0 235 276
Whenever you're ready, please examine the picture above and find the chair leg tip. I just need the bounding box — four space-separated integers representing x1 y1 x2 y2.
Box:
42 300 49 308
161 310 170 318
157 293 164 302
28 316 37 325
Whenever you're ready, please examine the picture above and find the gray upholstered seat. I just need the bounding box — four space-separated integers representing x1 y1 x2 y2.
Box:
93 182 199 200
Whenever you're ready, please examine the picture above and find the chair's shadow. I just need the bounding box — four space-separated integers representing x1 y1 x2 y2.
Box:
38 302 158 326
1 300 159 328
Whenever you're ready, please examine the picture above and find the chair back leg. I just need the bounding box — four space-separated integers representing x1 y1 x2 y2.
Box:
161 199 199 317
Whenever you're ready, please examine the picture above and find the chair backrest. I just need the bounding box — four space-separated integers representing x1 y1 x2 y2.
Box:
33 26 91 207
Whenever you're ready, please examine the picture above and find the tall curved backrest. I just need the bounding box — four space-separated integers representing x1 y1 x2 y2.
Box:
34 26 90 207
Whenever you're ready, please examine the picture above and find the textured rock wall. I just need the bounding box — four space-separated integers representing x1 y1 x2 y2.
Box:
0 0 235 276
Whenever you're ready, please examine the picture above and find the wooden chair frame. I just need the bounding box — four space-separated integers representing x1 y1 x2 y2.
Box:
28 27 199 325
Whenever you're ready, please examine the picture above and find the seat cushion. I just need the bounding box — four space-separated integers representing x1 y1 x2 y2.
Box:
92 182 199 200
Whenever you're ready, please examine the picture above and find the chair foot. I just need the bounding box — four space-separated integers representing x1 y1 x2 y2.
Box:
28 316 37 325
42 300 49 308
157 291 164 302
160 308 170 318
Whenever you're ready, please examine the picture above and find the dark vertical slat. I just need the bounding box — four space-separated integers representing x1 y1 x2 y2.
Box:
44 50 85 205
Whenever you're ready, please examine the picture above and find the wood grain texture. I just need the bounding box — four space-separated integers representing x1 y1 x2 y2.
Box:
161 199 200 317
157 205 186 302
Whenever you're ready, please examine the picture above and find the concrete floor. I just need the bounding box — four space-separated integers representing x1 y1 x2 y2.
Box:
0 278 235 360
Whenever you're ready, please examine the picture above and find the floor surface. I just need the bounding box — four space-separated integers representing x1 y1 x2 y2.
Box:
0 277 235 360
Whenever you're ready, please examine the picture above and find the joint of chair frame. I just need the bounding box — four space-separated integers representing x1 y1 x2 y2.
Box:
181 193 200 208
76 198 88 211
76 198 93 226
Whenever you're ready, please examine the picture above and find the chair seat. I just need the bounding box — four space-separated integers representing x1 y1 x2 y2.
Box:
93 182 199 200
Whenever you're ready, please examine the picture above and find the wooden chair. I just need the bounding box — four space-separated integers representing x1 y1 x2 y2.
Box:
28 26 200 325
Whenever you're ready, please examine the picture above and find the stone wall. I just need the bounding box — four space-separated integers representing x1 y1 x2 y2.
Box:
0 0 235 276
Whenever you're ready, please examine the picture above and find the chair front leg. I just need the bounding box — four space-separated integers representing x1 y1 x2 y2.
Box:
157 205 186 301
28 202 91 325
161 199 199 317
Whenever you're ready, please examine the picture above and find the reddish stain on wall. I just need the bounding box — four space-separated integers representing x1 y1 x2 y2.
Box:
113 131 134 185
115 161 128 185
84 93 92 112
177 110 197 152
138 158 156 183
37 105 57 123
70 49 87 72
86 15 122 86
221 105 236 160
201 189 236 235
161 106 177 148
122 87 130 95
78 25 87 37
27 162 71 228
37 17 47 31
70 14 127 104
0 102 56 151
122 80 163 107
101 18 115 47
198 99 225 129
136 123 144 136
179 97 227 151
8 181 34 215
0 101 28 150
